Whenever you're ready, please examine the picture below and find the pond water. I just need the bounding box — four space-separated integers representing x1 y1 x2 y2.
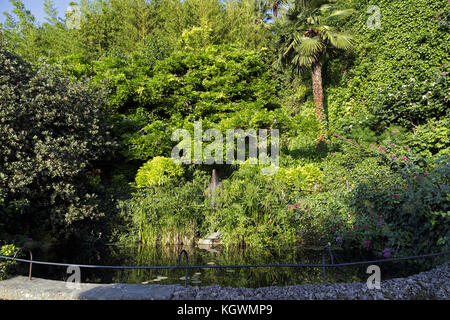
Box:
14 242 436 288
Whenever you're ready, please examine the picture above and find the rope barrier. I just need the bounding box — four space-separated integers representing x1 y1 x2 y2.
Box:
2 249 449 287
2 250 448 269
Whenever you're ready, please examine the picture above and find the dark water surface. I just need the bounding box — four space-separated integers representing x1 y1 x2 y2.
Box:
14 242 436 288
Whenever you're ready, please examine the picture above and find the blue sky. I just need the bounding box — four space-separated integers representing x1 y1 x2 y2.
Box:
0 0 75 24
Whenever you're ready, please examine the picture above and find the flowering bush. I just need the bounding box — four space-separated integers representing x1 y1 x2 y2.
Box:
289 192 348 246
403 118 450 161
333 156 450 260
369 75 449 130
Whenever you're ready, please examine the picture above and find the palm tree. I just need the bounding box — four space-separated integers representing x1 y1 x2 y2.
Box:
267 0 288 18
275 0 353 142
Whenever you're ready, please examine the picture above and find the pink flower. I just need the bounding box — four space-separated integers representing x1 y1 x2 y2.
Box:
391 154 397 160
377 146 386 151
337 222 342 228
383 248 392 258
363 240 371 248
404 145 410 149
393 193 399 199
377 221 383 226
288 204 295 210
306 208 310 212
332 227 336 232
294 202 301 208
424 172 429 175
401 156 408 161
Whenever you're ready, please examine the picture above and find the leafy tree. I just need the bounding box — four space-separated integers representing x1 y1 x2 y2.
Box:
275 0 353 142
0 48 115 238
117 44 282 162
43 0 59 25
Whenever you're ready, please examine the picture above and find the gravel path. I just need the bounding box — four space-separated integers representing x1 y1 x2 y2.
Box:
0 262 448 300
171 262 450 300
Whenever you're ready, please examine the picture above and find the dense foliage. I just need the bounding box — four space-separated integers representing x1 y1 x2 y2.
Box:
0 0 448 268
0 47 115 238
0 243 17 280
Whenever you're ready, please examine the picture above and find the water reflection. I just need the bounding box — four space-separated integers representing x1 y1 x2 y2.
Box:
15 243 433 288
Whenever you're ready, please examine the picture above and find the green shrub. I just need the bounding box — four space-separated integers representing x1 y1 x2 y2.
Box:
135 157 184 188
404 118 450 161
208 163 297 248
333 156 450 259
123 120 175 161
123 170 210 245
326 0 449 143
275 163 324 191
0 48 115 237
369 76 449 130
0 244 17 280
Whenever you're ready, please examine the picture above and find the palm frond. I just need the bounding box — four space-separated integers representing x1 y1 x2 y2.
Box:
296 36 324 56
292 54 317 67
283 33 302 56
325 9 354 22
329 33 353 50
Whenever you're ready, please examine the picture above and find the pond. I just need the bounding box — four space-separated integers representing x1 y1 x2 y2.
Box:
13 241 438 288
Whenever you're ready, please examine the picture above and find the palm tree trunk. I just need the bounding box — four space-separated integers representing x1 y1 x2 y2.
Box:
311 59 326 143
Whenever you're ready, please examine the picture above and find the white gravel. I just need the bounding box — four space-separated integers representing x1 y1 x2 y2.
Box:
171 262 449 300
0 262 448 300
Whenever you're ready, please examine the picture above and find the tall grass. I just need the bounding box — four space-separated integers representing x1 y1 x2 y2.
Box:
124 171 210 246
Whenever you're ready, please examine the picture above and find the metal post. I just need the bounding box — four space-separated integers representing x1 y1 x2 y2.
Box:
322 252 326 284
13 248 33 280
177 250 189 287
346 179 349 192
